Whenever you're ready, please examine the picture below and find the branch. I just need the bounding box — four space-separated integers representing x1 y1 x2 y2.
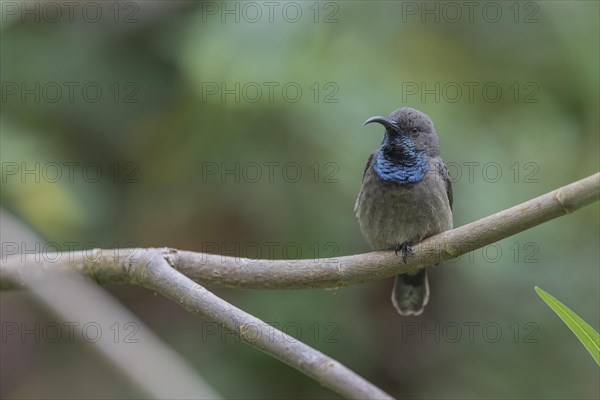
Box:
20 272 221 399
2 172 598 290
140 255 393 399
0 210 220 399
2 251 393 399
2 172 597 399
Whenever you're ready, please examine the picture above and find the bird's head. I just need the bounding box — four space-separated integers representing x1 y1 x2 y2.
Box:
363 108 440 157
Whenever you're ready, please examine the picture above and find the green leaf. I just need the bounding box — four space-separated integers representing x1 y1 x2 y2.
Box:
535 286 600 366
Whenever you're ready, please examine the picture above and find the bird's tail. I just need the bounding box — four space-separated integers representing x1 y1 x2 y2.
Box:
391 269 429 316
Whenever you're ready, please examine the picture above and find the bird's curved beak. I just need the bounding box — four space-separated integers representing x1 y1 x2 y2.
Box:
363 116 399 132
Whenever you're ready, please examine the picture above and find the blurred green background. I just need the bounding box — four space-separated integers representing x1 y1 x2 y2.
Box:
1 1 599 398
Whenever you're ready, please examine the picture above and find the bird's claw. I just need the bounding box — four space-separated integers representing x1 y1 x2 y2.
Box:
395 242 414 263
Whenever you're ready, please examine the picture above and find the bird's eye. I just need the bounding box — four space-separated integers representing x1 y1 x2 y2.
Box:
410 127 419 134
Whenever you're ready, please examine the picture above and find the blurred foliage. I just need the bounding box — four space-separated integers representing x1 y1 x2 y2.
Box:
1 1 599 399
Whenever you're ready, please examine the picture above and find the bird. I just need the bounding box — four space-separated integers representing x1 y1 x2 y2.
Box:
355 107 453 316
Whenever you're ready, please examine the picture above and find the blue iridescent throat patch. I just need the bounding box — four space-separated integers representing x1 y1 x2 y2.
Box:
373 148 429 184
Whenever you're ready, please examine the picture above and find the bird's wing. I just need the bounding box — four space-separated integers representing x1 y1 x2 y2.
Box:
354 152 376 214
437 160 453 210
361 152 375 181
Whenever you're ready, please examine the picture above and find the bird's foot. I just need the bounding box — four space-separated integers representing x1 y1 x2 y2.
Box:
395 242 414 263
